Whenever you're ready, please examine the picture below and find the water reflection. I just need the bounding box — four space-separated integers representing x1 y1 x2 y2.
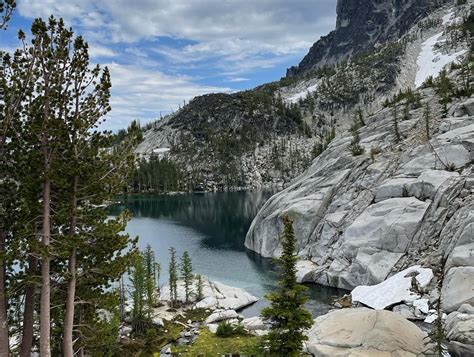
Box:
110 191 272 250
110 191 348 317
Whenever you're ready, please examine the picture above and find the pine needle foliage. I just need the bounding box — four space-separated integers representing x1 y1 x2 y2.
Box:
261 215 313 356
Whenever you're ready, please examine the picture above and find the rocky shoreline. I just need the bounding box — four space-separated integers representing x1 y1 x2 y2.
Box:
124 268 472 356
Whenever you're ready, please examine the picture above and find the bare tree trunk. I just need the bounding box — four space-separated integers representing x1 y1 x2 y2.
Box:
40 174 51 357
63 175 78 357
63 248 76 357
20 256 38 357
0 229 9 357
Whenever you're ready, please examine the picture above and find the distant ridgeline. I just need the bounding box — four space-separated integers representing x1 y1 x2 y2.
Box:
130 0 470 193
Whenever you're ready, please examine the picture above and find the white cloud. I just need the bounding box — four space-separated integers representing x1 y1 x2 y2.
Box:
17 0 336 66
88 43 117 58
227 77 250 83
15 0 338 130
102 63 232 130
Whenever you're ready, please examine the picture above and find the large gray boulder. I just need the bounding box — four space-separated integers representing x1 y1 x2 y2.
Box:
306 308 426 356
445 304 474 357
441 267 474 313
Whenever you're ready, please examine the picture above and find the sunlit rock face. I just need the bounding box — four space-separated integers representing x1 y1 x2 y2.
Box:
287 0 448 77
246 95 474 290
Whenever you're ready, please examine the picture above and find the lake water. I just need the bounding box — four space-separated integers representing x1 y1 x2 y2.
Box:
110 191 347 317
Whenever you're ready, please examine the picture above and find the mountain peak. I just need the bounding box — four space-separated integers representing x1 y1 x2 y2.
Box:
287 0 448 77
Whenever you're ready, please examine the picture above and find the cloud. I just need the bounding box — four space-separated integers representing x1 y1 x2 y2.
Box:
102 63 232 131
88 43 117 58
17 0 336 68
15 0 338 130
227 77 250 83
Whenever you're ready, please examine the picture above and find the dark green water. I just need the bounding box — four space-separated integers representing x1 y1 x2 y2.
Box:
110 191 347 317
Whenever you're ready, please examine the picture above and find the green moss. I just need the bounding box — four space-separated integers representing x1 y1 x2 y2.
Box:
175 308 209 323
171 328 261 356
122 309 212 356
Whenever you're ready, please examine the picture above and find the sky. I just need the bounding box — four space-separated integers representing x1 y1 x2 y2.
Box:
0 0 337 131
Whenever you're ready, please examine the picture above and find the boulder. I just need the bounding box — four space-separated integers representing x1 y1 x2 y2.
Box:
455 98 474 116
295 260 318 283
306 308 426 356
207 323 218 334
445 243 474 271
120 325 132 337
392 304 417 320
205 309 240 324
351 265 433 309
406 169 459 200
441 267 474 313
241 316 268 331
448 341 474 357
343 198 430 254
160 277 258 311
375 177 415 202
401 144 471 175
445 310 474 345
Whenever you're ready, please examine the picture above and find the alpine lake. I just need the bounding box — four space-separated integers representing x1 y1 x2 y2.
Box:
109 191 347 318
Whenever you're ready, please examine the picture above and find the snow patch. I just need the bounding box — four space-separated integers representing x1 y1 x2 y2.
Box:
442 11 461 27
442 11 454 26
414 32 466 88
152 147 170 154
286 83 319 103
351 265 433 310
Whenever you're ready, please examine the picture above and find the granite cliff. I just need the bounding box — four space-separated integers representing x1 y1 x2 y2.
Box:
287 0 449 76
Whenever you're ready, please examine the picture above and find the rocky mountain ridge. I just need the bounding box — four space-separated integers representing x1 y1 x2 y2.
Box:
287 0 450 77
244 5 473 355
135 1 470 192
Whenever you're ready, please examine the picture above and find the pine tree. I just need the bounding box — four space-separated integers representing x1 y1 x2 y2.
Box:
155 261 161 295
195 274 204 301
1 16 139 356
180 251 193 303
436 70 453 116
0 3 16 354
261 216 313 356
356 107 365 127
349 121 364 156
403 101 410 121
131 253 147 332
424 102 431 141
393 104 401 143
168 247 178 307
0 0 15 29
144 244 157 310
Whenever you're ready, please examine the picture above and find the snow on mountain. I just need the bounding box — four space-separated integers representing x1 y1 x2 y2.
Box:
414 7 467 88
286 83 319 104
415 31 466 88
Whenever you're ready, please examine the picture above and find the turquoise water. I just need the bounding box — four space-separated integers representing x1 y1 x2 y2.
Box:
110 191 347 317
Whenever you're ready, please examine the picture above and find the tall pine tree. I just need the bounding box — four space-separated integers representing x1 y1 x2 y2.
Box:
261 215 312 356
168 247 178 307
180 251 193 303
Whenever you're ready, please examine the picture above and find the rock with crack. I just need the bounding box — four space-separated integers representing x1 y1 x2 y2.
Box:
306 308 426 356
320 199 431 290
295 260 319 283
445 304 474 357
351 265 433 309
441 267 474 313
241 316 267 331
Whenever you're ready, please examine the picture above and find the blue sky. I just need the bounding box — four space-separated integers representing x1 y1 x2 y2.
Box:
0 0 337 130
